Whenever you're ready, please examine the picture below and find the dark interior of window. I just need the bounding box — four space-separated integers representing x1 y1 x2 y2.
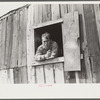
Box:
34 23 63 57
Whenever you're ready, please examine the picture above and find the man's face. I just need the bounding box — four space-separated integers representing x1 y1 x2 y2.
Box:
42 37 50 49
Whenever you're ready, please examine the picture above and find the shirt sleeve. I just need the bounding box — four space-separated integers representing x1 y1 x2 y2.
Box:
50 42 58 58
35 46 46 61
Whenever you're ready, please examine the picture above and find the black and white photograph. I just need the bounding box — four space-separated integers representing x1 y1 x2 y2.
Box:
0 1 100 98
0 2 99 84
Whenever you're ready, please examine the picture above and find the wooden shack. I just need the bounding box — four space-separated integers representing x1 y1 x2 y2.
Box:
0 3 100 84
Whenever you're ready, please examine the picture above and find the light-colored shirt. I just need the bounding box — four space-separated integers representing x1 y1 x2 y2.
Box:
35 40 58 61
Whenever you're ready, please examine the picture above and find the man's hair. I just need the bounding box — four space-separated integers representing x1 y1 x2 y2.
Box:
42 32 50 40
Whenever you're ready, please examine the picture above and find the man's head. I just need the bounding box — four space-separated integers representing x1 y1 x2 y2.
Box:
42 32 51 49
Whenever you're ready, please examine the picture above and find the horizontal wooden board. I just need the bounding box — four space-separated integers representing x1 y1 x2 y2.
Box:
33 18 63 29
33 57 64 66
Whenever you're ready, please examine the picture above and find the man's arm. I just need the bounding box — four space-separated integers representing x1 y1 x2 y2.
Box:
35 46 46 61
50 42 58 58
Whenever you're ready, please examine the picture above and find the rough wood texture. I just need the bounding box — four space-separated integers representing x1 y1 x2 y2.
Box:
30 67 36 83
33 57 64 66
89 56 100 83
62 11 81 71
68 4 88 83
34 4 45 83
54 63 64 83
22 8 27 67
13 66 28 84
0 4 100 84
83 4 100 57
33 18 63 29
13 67 21 83
6 15 13 69
84 57 92 83
60 4 68 18
49 4 65 84
0 20 2 69
60 4 70 83
7 69 14 84
1 18 7 69
44 64 54 83
26 5 36 83
18 10 23 67
5 16 12 69
0 69 8 84
94 5 100 46
20 66 28 83
42 4 51 22
10 12 19 68
83 4 100 83
36 65 44 83
51 4 60 20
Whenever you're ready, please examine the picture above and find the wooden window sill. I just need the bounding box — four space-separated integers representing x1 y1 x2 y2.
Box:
32 57 64 66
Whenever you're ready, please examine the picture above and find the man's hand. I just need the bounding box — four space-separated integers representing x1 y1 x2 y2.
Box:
45 50 51 59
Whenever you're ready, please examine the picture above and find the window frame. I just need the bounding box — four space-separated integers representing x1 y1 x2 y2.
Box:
32 18 64 66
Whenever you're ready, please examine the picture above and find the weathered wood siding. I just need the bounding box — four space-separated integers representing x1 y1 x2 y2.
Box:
0 4 100 83
0 6 28 83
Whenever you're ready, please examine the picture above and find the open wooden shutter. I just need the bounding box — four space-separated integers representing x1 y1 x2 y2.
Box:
62 11 81 71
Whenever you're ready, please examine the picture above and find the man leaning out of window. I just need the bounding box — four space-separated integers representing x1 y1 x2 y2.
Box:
35 32 58 62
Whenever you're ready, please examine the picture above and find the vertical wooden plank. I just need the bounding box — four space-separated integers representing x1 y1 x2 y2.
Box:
18 10 23 67
90 56 100 83
5 17 11 69
1 18 7 69
75 72 80 83
13 66 28 84
38 4 43 24
0 70 8 84
85 57 92 83
60 4 70 83
6 15 13 69
72 4 93 83
7 69 14 84
34 4 39 26
36 65 44 83
34 4 45 84
22 8 27 67
54 63 64 83
62 11 81 71
83 4 100 83
13 67 21 84
0 20 2 69
30 66 36 83
94 5 100 45
60 4 68 18
10 12 19 68
44 64 54 83
42 4 51 22
51 4 60 20
93 5 100 83
26 5 36 83
83 4 100 57
20 66 28 83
